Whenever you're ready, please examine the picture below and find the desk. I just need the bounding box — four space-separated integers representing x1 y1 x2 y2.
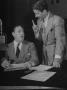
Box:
0 62 67 90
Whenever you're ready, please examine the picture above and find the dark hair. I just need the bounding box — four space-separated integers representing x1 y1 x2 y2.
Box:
12 25 24 32
33 0 48 12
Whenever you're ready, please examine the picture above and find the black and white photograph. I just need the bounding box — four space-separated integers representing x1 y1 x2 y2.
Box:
0 0 67 90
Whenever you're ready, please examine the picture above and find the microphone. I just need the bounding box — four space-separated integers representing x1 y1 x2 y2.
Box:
0 19 2 35
0 19 6 44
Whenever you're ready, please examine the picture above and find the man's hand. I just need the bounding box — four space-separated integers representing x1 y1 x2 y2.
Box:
1 59 10 69
32 20 38 32
32 20 36 27
53 61 60 68
24 62 32 69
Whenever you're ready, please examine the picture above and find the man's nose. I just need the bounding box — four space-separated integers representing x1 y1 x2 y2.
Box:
20 33 24 35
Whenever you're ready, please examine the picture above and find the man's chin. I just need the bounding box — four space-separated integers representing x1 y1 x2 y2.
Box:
17 40 23 43
20 39 24 42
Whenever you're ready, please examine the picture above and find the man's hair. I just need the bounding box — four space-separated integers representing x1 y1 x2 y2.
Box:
13 25 24 32
32 0 48 12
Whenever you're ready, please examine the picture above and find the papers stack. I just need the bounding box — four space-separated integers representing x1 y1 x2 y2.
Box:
4 63 26 71
21 71 56 82
21 65 55 82
29 64 53 71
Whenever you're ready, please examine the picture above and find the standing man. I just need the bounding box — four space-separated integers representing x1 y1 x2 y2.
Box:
1 25 38 69
32 0 66 68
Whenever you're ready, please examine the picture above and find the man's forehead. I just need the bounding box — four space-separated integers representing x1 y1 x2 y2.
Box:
14 26 24 32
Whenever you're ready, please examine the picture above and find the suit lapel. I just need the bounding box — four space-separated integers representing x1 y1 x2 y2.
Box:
44 13 54 38
10 42 16 58
46 18 53 35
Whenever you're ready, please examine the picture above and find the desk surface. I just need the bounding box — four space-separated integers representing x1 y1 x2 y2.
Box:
0 61 67 89
0 67 67 88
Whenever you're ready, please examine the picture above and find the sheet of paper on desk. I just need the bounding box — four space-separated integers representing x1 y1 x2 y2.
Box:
4 63 26 71
4 67 25 71
29 65 53 71
21 71 56 82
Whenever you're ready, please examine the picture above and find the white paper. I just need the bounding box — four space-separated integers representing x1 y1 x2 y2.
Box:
4 63 26 71
29 65 53 71
21 71 56 82
11 63 25 68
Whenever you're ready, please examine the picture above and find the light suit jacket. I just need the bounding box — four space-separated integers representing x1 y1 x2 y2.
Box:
5 40 38 66
35 13 66 65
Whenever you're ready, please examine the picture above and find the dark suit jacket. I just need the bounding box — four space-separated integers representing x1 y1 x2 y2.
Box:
5 40 38 66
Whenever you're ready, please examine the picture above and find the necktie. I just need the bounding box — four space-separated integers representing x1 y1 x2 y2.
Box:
39 27 43 40
16 43 20 58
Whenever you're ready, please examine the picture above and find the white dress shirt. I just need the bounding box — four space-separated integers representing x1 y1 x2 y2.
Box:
14 40 22 53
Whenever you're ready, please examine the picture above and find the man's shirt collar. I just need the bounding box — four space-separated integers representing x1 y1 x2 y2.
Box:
13 40 22 53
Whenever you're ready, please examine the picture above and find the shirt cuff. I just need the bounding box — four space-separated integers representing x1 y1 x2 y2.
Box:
55 55 61 59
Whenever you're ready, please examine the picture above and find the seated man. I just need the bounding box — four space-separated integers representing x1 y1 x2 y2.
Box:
1 25 38 70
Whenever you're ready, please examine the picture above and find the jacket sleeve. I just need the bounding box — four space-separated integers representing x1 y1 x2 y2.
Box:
1 45 10 68
1 45 9 61
54 16 66 63
28 43 39 66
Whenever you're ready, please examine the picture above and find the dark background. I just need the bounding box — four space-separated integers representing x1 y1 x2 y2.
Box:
0 0 36 43
0 0 67 62
0 0 67 61
0 0 42 63
0 1 67 88
0 0 67 43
